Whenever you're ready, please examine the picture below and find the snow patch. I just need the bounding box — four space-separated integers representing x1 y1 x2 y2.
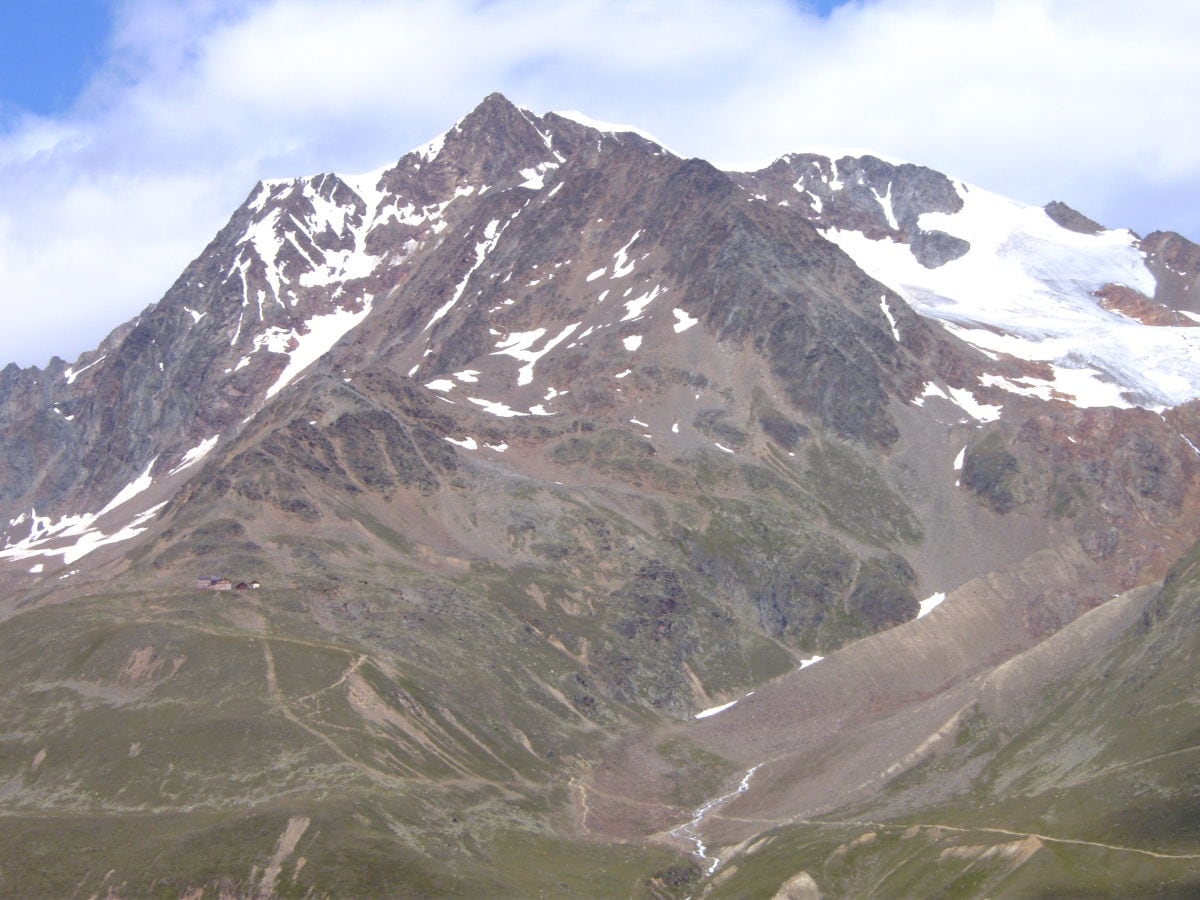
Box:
63 355 106 385
879 294 901 341
622 285 662 321
168 436 219 476
265 298 374 400
553 110 674 153
425 220 506 330
822 183 1200 409
694 700 739 719
623 335 643 351
469 398 529 418
1 498 167 567
612 231 642 278
492 322 580 386
672 308 699 333
99 458 158 516
947 387 1003 423
917 592 946 619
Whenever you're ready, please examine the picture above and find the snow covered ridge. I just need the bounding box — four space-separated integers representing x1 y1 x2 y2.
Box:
817 177 1200 410
552 110 676 156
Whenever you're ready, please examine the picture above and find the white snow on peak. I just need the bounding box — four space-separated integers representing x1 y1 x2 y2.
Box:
623 335 643 351
612 230 642 278
912 381 1002 422
1 475 168 567
519 161 559 190
445 436 478 450
99 458 157 516
264 297 374 400
553 110 674 154
875 184 900 230
912 381 949 407
879 294 900 341
168 435 219 476
468 397 532 418
946 386 1003 423
622 284 663 321
63 355 106 385
243 208 287 304
799 654 824 669
338 163 390 216
411 130 447 164
492 322 580 386
823 181 1200 409
729 146 913 174
426 219 507 330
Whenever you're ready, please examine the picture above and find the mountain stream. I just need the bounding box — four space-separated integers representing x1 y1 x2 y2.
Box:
669 764 762 876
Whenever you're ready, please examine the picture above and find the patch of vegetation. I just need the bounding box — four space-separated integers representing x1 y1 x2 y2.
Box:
657 736 739 808
806 440 923 544
962 430 1021 514
758 408 810 451
847 553 918 629
552 429 687 490
956 703 991 748
693 409 750 448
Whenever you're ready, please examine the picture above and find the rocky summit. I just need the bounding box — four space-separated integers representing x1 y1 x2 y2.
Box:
0 93 1198 897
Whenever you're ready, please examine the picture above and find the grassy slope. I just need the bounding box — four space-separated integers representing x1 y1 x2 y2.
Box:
705 545 1200 898
0 585 706 897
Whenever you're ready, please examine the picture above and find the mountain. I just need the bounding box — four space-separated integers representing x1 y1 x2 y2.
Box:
0 93 1197 897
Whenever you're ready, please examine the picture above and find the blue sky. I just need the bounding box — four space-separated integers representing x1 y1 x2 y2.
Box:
0 2 848 117
0 0 1197 368
0 1 112 117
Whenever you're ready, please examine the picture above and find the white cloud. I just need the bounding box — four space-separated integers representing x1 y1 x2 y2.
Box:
1 0 1198 367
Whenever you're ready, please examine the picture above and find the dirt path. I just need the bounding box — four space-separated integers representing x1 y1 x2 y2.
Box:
258 639 419 789
714 813 1200 862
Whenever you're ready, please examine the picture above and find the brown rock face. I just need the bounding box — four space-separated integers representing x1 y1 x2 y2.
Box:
1094 283 1197 326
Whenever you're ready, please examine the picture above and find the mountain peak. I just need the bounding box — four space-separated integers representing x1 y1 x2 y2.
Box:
0 94 1198 898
